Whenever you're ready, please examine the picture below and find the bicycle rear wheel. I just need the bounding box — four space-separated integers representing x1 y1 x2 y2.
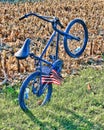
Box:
19 71 52 111
64 19 88 58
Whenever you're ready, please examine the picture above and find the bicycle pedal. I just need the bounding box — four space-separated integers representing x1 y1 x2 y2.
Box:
24 88 29 99
32 87 38 94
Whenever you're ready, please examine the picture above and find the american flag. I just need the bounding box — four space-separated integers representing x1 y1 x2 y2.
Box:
42 69 63 85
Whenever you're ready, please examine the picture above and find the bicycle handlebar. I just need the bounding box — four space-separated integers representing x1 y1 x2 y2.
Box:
19 12 64 28
19 15 27 20
19 12 53 22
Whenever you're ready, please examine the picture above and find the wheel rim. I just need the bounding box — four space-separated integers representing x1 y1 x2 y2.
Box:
20 74 51 110
67 22 85 55
64 19 88 58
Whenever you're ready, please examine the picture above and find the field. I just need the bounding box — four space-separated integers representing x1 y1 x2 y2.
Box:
0 67 104 130
0 0 104 78
0 0 104 129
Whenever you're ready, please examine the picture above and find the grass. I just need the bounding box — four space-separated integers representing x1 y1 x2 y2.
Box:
0 67 104 130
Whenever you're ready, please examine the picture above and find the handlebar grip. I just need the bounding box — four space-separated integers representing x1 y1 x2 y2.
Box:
19 15 27 20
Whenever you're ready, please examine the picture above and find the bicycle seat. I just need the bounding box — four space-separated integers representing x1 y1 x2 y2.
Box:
15 38 31 59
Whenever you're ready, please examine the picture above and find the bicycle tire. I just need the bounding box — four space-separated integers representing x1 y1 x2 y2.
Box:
19 71 52 111
64 18 88 58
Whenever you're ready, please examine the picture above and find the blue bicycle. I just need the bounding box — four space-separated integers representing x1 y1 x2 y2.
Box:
15 12 88 111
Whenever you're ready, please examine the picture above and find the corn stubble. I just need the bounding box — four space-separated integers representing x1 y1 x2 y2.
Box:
0 0 104 79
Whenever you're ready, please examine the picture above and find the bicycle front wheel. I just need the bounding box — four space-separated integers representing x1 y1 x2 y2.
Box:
19 71 52 111
64 19 88 58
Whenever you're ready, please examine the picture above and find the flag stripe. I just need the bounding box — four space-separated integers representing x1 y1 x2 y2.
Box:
42 77 61 85
42 69 63 85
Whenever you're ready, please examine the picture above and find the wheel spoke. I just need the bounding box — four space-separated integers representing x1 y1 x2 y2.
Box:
19 72 52 111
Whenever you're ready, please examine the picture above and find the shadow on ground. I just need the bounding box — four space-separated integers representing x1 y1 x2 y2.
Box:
25 105 104 130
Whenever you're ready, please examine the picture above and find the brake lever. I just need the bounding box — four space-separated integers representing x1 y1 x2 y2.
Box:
58 20 64 28
55 17 64 28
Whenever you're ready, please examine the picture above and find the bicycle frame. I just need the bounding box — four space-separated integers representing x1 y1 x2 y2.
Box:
31 30 61 96
18 12 81 96
17 12 88 109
